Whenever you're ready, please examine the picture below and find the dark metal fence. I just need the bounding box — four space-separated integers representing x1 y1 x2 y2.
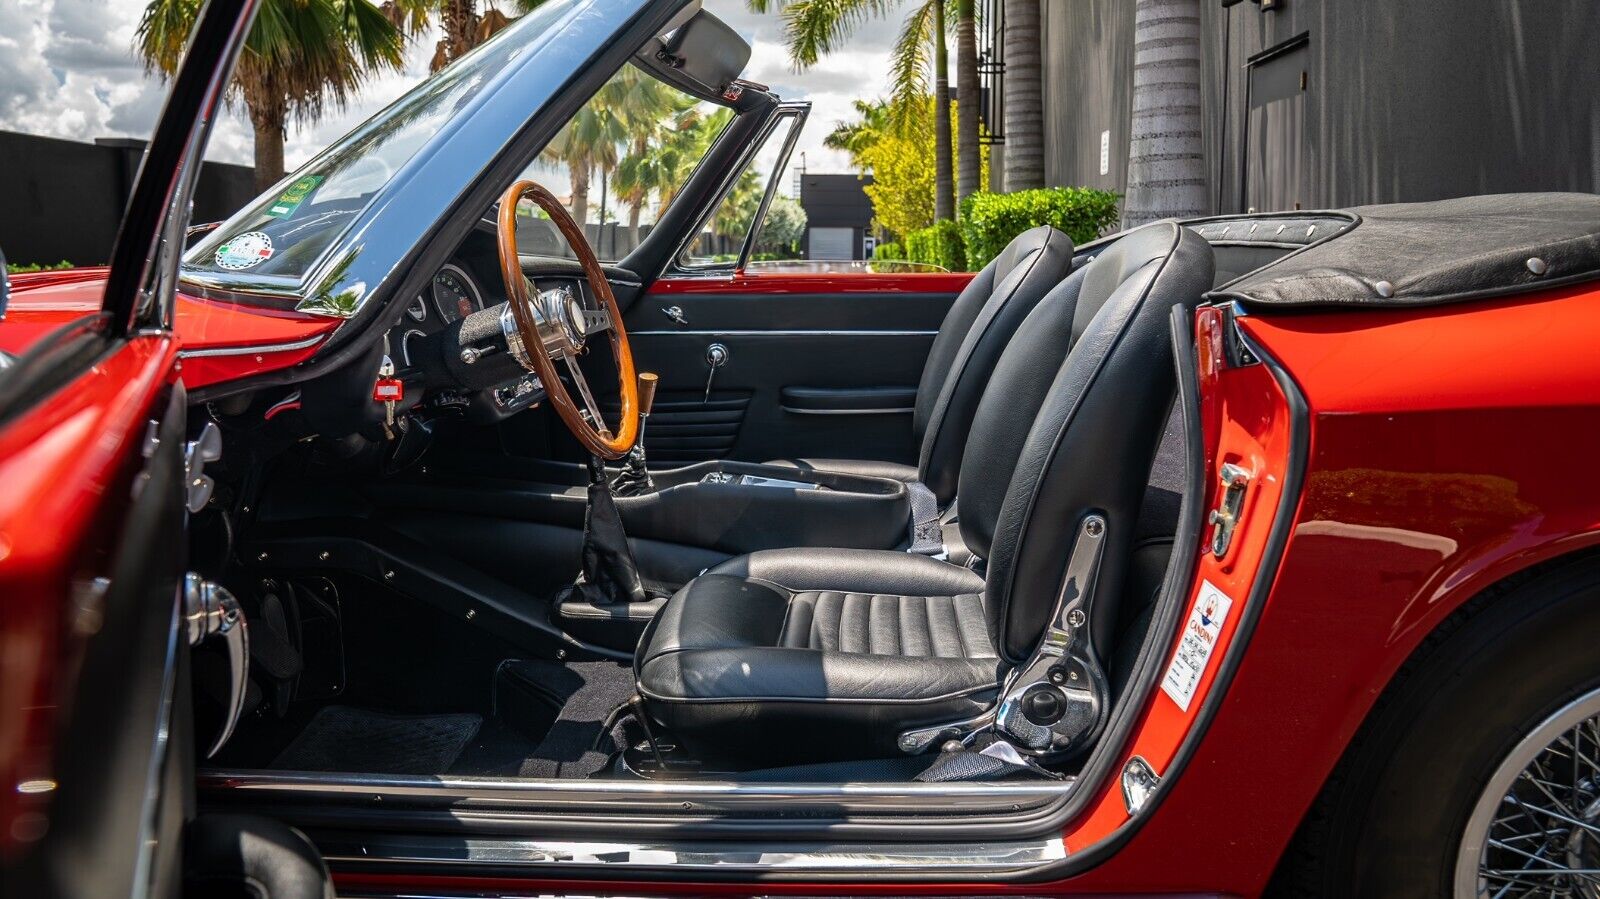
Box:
0 131 256 267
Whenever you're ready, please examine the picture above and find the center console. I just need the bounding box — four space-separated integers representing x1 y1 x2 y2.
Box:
547 458 914 650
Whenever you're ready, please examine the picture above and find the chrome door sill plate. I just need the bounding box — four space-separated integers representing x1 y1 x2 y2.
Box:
200 768 1074 817
317 832 1066 874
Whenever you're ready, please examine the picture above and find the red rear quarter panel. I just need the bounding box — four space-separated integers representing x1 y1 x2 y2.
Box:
1149 282 1600 893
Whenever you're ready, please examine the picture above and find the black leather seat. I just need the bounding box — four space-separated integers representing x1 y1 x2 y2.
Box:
769 225 1074 505
636 222 1215 764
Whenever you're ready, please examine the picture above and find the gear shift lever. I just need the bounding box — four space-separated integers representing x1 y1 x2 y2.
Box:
612 372 658 496
561 372 658 608
563 453 649 607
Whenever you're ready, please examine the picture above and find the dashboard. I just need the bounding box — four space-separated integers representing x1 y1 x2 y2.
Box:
385 228 622 427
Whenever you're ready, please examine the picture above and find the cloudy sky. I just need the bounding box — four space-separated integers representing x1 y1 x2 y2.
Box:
0 0 909 189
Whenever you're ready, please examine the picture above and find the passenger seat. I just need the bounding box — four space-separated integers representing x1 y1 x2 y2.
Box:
769 225 1074 508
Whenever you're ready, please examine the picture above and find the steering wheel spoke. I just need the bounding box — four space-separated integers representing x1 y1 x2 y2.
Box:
579 306 612 336
562 354 611 439
496 180 637 459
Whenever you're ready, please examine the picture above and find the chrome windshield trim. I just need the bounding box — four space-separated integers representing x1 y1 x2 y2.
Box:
175 0 671 319
177 333 327 358
312 832 1067 874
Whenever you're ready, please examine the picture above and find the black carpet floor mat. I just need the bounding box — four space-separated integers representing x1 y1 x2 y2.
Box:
269 706 482 775
488 659 635 779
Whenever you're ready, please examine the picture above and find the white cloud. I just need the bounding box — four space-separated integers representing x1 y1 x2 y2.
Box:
0 0 908 185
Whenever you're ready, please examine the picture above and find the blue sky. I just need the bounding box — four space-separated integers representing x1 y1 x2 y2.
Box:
0 0 911 181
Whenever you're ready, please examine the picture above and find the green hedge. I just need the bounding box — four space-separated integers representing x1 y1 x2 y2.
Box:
5 260 74 275
872 241 903 260
904 219 967 272
960 187 1120 268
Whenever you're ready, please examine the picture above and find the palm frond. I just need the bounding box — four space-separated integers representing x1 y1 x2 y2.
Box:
782 0 897 68
888 0 937 119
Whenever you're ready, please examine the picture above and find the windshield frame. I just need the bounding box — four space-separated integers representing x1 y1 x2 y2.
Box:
177 0 682 320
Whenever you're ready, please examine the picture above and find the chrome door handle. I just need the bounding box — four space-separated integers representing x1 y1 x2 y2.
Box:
184 573 248 757
662 305 688 326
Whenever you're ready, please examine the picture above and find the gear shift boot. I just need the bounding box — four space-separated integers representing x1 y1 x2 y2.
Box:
560 454 649 609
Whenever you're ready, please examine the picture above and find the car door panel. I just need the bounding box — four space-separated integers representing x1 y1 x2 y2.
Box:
0 338 191 897
623 272 972 464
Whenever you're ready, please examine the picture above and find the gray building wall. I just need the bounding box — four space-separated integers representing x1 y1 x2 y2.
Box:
1033 0 1600 215
0 131 256 267
799 173 874 259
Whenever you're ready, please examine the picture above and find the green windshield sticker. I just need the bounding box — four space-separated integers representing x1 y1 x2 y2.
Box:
266 175 324 218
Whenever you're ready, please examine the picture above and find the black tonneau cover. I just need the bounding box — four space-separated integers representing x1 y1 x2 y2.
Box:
1209 193 1600 311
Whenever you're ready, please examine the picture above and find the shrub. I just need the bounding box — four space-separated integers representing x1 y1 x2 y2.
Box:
5 260 75 275
904 219 967 272
872 241 903 260
959 187 1120 268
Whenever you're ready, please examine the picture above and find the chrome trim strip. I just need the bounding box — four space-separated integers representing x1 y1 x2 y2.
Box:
781 406 914 416
629 329 938 337
199 769 1073 814
314 832 1066 873
177 333 326 358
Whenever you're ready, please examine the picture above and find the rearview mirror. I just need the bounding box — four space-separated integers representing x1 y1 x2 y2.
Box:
633 9 751 103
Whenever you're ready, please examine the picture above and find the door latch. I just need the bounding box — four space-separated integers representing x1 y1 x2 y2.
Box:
183 573 248 757
1208 462 1252 558
662 305 688 326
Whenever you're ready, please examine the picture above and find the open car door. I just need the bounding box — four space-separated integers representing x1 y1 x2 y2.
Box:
0 1 329 895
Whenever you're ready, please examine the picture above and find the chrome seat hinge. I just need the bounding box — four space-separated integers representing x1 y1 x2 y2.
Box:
994 512 1112 758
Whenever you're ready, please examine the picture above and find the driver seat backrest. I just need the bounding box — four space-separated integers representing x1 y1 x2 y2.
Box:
955 221 1215 662
911 225 1075 503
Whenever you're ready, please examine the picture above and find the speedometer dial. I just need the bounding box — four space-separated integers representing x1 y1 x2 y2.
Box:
431 263 482 324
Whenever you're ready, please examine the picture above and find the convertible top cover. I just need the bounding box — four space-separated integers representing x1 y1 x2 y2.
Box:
1210 193 1600 310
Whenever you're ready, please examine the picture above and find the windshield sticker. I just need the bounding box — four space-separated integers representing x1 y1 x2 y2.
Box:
266 174 324 218
214 231 275 270
1160 579 1234 712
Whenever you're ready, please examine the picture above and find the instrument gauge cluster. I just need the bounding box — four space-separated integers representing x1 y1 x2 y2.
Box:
431 263 483 324
386 255 546 425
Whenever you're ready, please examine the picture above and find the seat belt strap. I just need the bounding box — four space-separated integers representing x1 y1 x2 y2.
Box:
906 480 944 555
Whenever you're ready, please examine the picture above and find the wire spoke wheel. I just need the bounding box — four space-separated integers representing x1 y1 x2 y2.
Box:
1459 686 1600 897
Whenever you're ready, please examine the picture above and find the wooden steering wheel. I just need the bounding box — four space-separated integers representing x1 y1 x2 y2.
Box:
496 180 638 460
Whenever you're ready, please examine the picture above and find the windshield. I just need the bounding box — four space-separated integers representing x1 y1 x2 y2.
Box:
182 0 583 284
512 69 725 264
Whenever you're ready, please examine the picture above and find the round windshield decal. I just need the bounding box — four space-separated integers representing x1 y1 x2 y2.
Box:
214 231 274 270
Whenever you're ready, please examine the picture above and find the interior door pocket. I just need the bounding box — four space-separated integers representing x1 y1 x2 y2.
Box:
779 386 917 415
605 390 751 465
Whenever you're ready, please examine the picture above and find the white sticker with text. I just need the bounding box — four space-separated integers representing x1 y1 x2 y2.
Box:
1161 579 1234 712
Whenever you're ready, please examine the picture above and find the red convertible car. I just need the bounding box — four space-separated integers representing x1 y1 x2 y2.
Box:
4 0 1600 896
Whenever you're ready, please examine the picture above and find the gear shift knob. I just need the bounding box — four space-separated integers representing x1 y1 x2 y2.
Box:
637 372 659 417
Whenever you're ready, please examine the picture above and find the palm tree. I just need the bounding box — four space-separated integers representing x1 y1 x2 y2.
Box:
751 0 956 221
1002 0 1044 191
543 103 621 226
1123 0 1207 226
615 103 702 246
953 0 980 204
383 0 549 73
137 0 408 191
888 0 954 221
824 99 894 161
